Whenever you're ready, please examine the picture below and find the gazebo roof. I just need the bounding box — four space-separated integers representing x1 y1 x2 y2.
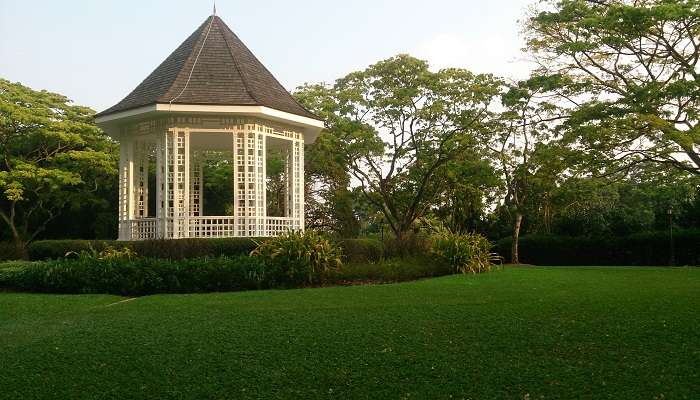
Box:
96 15 319 121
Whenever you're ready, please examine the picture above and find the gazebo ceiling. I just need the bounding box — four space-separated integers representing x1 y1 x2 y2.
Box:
95 14 320 123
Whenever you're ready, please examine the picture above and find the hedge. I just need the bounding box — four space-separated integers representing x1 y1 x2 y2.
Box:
0 255 457 295
0 256 268 295
26 238 261 261
495 229 700 266
24 238 389 264
338 238 384 263
0 242 26 261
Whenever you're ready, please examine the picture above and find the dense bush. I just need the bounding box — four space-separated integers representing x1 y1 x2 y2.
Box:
495 229 700 266
27 240 104 260
431 230 500 274
331 255 451 283
339 238 384 263
0 242 26 261
251 230 342 287
0 256 268 295
383 233 430 259
27 238 260 261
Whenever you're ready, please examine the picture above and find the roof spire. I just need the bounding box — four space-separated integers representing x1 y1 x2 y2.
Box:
213 1 217 16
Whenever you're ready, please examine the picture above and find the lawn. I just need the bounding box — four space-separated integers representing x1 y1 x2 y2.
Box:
1 267 699 399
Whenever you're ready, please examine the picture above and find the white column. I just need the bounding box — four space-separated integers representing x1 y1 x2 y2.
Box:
168 128 190 239
190 160 203 217
231 124 267 237
118 135 131 240
167 129 176 238
285 136 304 232
135 141 149 219
233 130 242 236
261 131 267 236
183 128 191 238
298 136 305 232
156 130 167 239
256 130 266 236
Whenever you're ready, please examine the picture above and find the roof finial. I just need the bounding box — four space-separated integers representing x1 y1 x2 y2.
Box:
213 1 217 16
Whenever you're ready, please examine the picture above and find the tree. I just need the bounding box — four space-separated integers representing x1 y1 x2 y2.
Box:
490 78 569 263
295 85 361 237
296 55 502 239
526 0 700 175
548 166 699 236
0 79 117 248
430 151 500 234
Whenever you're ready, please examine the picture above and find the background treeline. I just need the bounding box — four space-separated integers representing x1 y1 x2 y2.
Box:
2 0 699 265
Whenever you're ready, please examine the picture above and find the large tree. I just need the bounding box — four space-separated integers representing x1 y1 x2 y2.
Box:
526 0 700 175
296 55 502 239
295 86 361 237
0 79 116 248
490 78 570 263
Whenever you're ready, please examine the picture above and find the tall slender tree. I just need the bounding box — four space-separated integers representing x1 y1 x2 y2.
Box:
491 77 570 263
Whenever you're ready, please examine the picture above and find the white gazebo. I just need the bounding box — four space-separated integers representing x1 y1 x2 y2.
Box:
95 13 324 241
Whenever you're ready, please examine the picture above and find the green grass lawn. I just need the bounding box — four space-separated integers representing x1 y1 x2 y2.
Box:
1 267 699 399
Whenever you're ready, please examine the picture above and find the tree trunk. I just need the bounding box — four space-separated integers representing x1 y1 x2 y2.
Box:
511 212 523 264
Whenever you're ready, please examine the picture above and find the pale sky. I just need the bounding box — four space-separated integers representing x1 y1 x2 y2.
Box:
0 0 534 112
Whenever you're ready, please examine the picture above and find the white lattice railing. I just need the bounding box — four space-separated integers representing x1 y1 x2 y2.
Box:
129 218 158 240
126 216 300 240
187 217 236 238
266 217 294 237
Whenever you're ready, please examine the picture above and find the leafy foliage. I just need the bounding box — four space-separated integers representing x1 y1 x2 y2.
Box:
338 238 384 263
296 55 502 238
526 0 700 175
251 230 343 286
26 238 260 261
0 256 267 295
0 79 117 245
496 229 700 266
66 244 137 261
429 225 500 274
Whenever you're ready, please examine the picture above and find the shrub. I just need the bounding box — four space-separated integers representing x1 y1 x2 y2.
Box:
251 230 342 287
0 256 268 296
430 229 499 274
0 242 27 261
27 240 110 260
339 238 384 263
66 244 137 261
495 229 700 266
383 233 430 259
27 238 260 261
129 238 259 260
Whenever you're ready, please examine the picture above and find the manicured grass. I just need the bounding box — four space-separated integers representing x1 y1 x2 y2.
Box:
1 267 699 399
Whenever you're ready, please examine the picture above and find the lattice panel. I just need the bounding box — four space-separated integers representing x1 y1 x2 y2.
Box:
233 129 267 237
190 162 203 217
130 219 157 241
134 141 149 219
117 139 132 240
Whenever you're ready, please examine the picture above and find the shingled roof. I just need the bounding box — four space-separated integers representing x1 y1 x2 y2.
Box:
96 15 318 120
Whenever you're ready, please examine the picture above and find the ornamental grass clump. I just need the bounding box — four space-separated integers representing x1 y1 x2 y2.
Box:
430 227 500 274
251 230 342 286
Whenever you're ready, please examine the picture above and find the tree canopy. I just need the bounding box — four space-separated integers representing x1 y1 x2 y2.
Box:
0 79 117 246
526 0 700 175
296 55 502 238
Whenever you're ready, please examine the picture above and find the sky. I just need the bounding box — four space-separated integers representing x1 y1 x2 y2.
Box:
0 0 535 112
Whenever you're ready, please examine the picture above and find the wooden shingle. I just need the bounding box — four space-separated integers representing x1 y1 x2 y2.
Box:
96 16 318 120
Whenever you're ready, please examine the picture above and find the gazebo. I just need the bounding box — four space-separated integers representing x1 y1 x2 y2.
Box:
95 12 324 241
